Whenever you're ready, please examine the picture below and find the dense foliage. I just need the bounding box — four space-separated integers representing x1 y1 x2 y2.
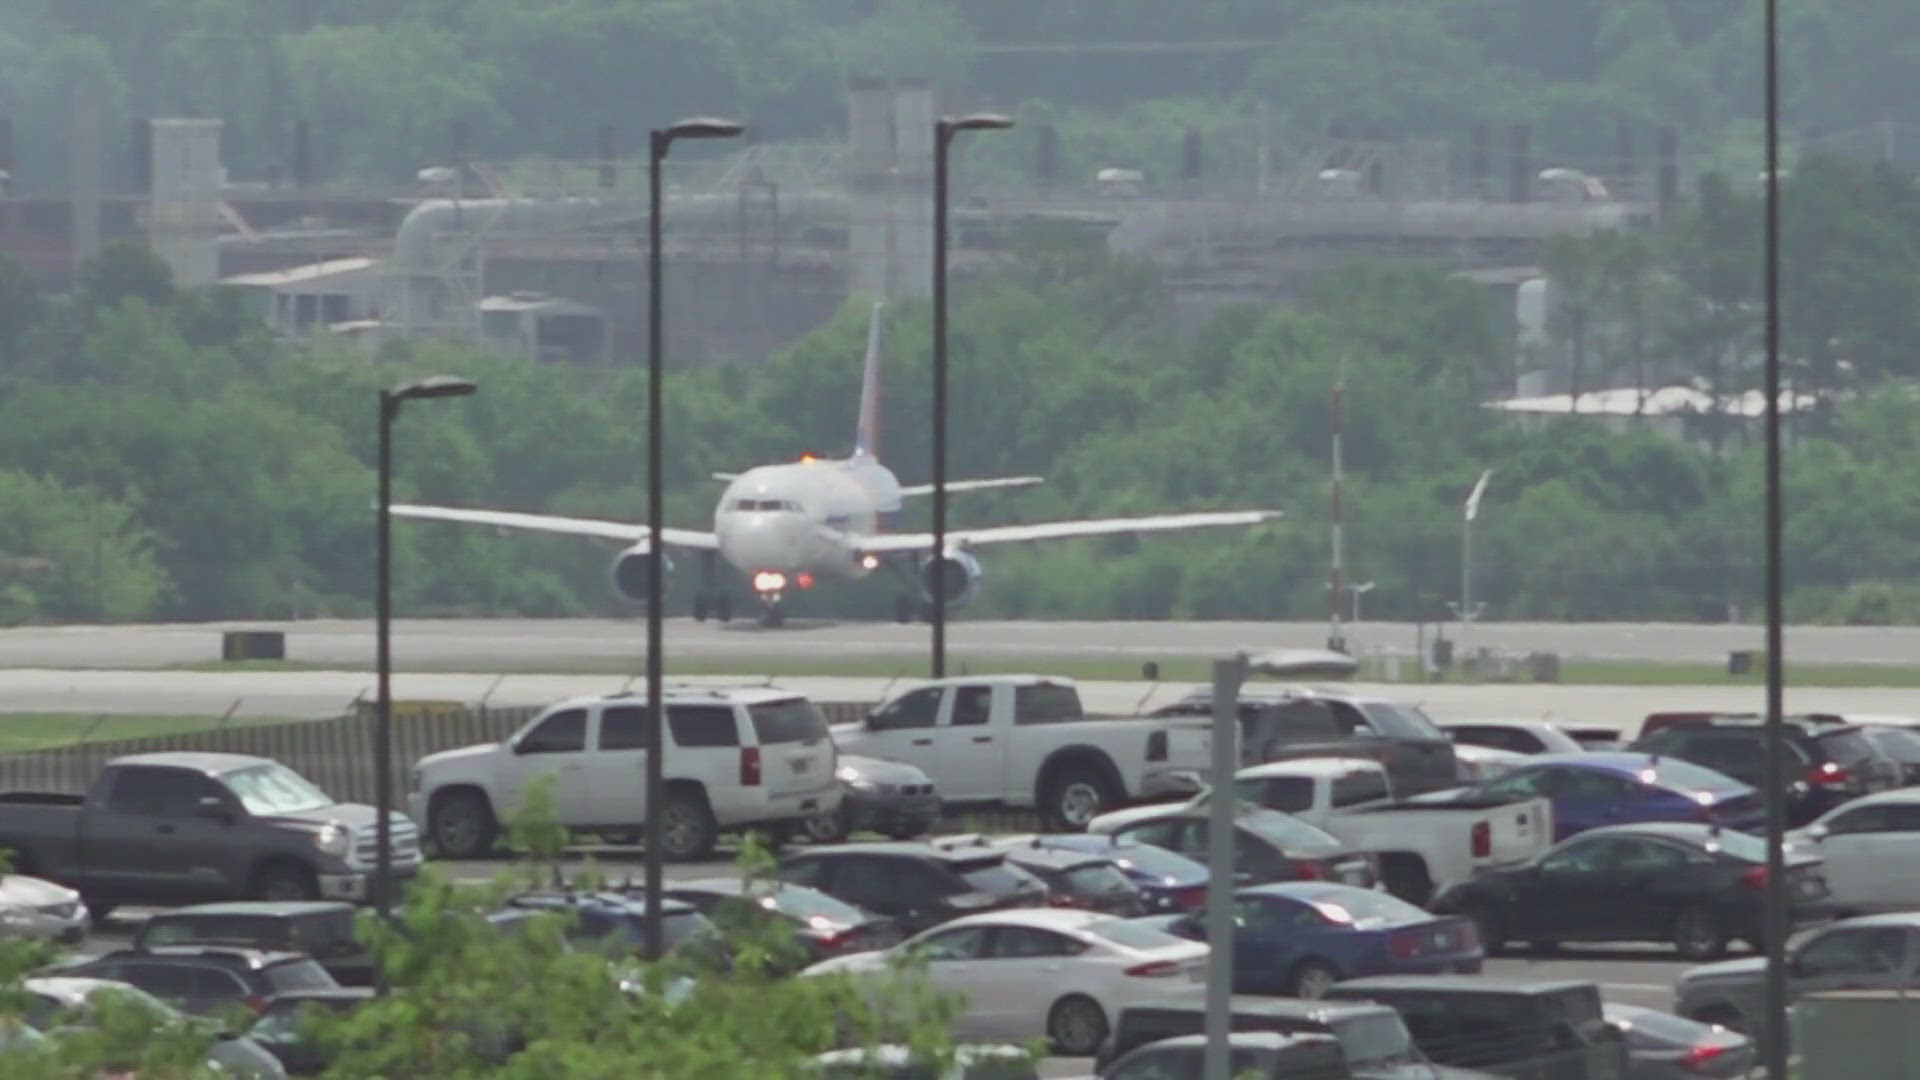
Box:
0 1 1914 189
0 151 1918 625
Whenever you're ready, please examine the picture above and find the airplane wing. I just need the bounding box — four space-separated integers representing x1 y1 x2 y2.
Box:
852 509 1282 553
896 476 1046 497
388 504 721 550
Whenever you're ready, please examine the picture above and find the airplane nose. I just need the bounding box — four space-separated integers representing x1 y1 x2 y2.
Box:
723 514 801 573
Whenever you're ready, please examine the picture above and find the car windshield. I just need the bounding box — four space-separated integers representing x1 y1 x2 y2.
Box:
1082 918 1183 951
749 699 829 744
1650 757 1750 794
1238 809 1344 854
1307 888 1430 926
1359 702 1447 741
761 884 869 924
1699 830 1766 863
1332 1012 1420 1068
956 858 1037 895
1235 776 1314 813
1090 841 1205 883
220 763 334 816
265 959 338 994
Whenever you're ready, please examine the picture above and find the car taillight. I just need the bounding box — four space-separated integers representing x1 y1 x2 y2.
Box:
1809 762 1848 788
1124 960 1183 978
740 747 761 786
1740 865 1768 890
1681 1043 1727 1072
1146 731 1168 762
1471 821 1491 859
1293 860 1325 881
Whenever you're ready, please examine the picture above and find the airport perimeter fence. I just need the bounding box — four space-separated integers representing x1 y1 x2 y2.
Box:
0 701 1036 835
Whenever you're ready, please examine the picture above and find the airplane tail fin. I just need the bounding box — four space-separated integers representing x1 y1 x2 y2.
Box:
854 301 883 460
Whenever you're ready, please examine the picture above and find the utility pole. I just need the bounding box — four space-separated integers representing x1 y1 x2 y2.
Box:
1327 359 1347 653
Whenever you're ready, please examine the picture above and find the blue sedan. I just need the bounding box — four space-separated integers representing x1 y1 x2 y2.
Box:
1408 752 1763 840
1147 882 1483 999
1018 833 1209 914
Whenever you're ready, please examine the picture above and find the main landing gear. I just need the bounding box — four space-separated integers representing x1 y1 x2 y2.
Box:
691 552 733 623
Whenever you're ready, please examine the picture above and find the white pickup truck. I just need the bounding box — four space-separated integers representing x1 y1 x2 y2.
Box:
830 675 1208 830
1089 757 1554 905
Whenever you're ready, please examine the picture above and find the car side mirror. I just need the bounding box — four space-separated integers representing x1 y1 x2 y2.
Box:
197 796 234 823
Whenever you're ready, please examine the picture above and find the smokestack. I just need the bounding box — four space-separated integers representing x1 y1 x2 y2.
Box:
1182 128 1201 182
1363 126 1384 195
597 123 615 189
130 117 152 194
1469 123 1490 199
1035 123 1058 182
1616 121 1636 199
1507 124 1531 204
1657 126 1679 216
291 119 311 188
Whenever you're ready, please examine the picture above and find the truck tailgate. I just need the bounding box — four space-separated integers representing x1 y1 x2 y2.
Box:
1483 796 1554 865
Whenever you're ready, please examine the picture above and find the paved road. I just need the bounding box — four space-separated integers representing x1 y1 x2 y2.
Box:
7 616 1920 670
79 851 1694 1080
3 665 1916 727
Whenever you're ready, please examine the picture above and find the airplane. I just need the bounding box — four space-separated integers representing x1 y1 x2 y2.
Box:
391 301 1282 627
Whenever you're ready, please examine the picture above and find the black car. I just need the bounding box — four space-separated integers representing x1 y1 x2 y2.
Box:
1097 995 1444 1079
934 835 1144 916
1151 687 1457 796
1324 976 1628 1080
1430 822 1832 960
134 901 373 987
775 842 1048 935
246 987 373 1076
1630 716 1901 826
661 876 901 967
499 890 721 960
58 945 339 1017
1856 724 1920 786
1102 807 1378 889
801 755 943 844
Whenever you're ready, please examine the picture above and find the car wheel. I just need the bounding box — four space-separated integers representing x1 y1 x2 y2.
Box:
428 790 498 859
1673 905 1728 960
1463 903 1506 957
1289 959 1341 1000
658 789 719 861
1042 768 1113 831
803 808 851 844
1046 994 1109 1057
253 862 321 901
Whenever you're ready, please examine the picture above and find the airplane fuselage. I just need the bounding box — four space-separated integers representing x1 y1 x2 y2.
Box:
714 457 895 587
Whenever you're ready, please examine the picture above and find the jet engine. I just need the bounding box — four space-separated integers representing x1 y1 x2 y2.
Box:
918 549 983 609
611 543 673 603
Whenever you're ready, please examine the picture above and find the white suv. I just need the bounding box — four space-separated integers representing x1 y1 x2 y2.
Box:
409 687 841 861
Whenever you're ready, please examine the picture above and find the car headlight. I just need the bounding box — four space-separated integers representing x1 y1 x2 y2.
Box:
314 822 352 857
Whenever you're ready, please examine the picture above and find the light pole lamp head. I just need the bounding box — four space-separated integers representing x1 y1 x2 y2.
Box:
658 117 745 149
938 113 1015 145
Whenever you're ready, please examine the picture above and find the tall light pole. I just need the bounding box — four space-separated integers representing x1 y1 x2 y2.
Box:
646 116 742 960
930 112 1013 678
1458 469 1492 657
376 375 477 933
1760 0 1788 1075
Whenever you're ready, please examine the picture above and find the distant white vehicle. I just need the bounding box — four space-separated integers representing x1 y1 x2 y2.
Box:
410 686 840 861
802 908 1207 1057
831 675 1209 829
1440 720 1587 756
1787 788 1920 912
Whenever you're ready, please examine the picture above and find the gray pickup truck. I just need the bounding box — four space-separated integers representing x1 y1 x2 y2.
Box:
0 752 421 919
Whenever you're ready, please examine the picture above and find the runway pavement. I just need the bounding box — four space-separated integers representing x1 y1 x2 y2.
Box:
2 664 1916 728
7 616 1920 670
